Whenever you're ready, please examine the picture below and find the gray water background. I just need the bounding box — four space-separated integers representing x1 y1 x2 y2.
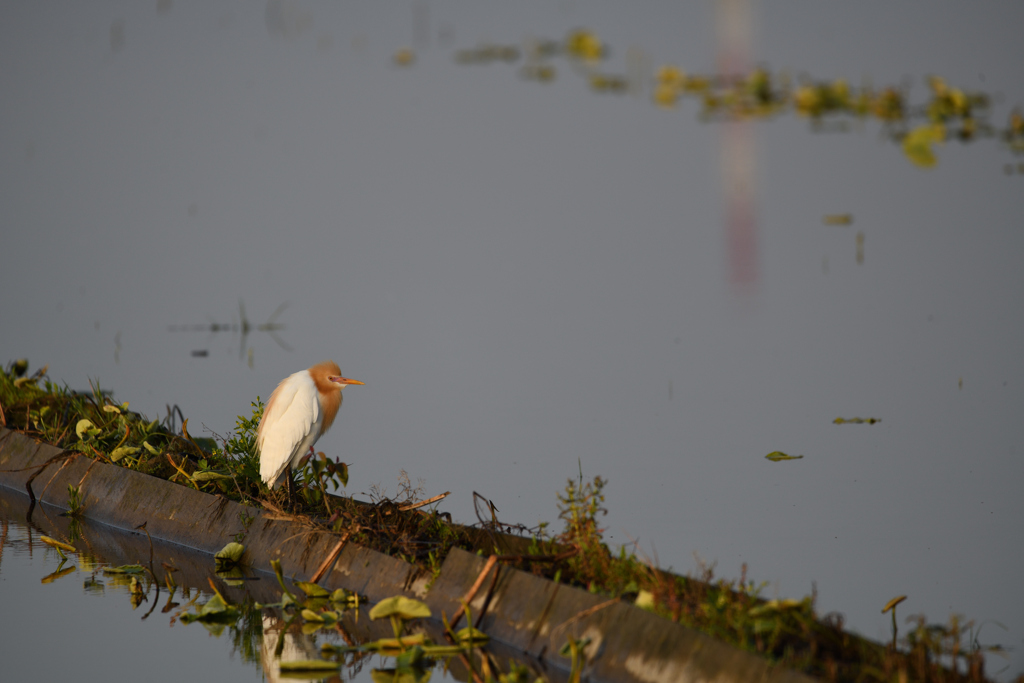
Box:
1 1 1022 677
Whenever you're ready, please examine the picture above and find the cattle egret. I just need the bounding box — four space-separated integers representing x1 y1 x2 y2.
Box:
256 360 364 491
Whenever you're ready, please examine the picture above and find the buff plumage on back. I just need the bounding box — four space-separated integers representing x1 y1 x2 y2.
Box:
256 361 344 486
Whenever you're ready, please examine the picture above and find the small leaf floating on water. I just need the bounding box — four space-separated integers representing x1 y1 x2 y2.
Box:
902 123 945 168
765 451 804 462
103 564 145 574
833 417 881 424
823 214 853 226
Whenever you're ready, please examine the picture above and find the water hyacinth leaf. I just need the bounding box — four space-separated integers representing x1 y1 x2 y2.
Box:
903 123 944 168
40 535 77 553
765 451 804 462
76 419 99 440
369 596 432 621
301 609 325 622
295 581 330 598
214 542 245 566
109 446 139 462
279 660 340 672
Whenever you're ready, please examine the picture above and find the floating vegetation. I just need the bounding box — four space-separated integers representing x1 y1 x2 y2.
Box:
393 48 415 67
442 29 1023 169
765 451 804 462
833 417 881 425
823 214 853 226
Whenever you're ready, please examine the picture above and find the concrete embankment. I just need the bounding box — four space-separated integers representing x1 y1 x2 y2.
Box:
0 427 816 683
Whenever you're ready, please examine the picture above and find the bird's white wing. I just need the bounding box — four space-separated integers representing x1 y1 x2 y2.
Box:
257 370 321 486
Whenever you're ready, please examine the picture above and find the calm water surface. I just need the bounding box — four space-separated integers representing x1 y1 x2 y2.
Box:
1 1 1022 679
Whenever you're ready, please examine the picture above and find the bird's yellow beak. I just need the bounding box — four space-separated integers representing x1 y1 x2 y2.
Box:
330 376 364 386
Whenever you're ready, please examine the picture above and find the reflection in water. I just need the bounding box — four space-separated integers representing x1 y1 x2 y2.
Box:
717 0 759 293
0 489 552 683
167 300 290 364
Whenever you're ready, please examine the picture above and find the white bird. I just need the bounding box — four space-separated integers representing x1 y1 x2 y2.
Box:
256 360 364 490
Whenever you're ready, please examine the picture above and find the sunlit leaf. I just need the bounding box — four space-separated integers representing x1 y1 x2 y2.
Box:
455 626 489 644
765 451 804 462
143 441 160 454
903 124 944 168
882 595 907 613
109 446 139 462
75 419 97 440
214 542 245 567
103 405 121 414
295 581 330 598
40 535 76 553
103 564 145 574
370 596 432 621
635 589 656 611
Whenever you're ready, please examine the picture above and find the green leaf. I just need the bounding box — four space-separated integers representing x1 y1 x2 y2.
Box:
765 451 804 462
214 542 245 566
635 589 655 611
296 581 330 598
75 419 97 440
142 441 160 454
455 626 489 644
103 564 145 574
40 535 77 553
369 596 432 621
103 405 121 414
903 124 944 168
109 446 139 462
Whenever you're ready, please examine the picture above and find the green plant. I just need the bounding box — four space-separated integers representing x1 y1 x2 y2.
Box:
65 484 83 517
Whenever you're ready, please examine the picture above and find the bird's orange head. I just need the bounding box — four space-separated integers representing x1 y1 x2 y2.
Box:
308 360 364 433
